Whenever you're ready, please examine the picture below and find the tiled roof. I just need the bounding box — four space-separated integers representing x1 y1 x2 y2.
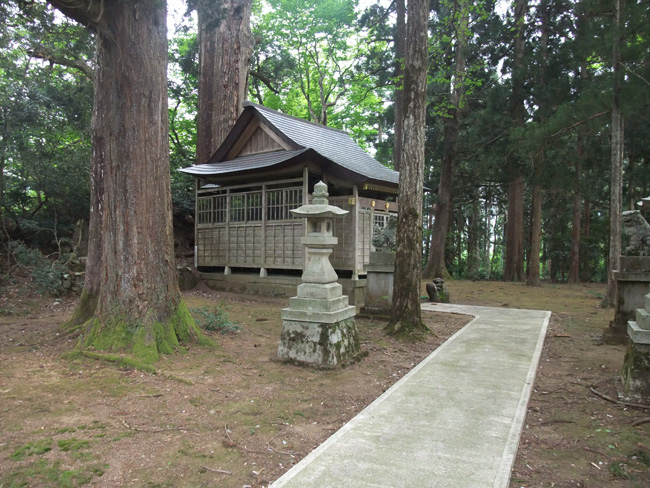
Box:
180 149 308 176
251 103 399 185
180 103 399 187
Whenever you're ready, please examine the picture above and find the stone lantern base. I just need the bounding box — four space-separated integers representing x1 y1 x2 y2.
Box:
278 283 360 368
621 302 650 399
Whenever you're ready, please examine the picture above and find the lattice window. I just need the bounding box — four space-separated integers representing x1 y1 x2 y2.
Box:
230 192 262 223
197 197 212 225
373 213 390 237
247 191 262 222
266 187 303 221
212 194 227 223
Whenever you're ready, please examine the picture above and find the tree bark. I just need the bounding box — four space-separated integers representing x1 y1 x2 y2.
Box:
387 0 429 335
196 0 253 164
504 0 527 282
527 161 542 286
393 0 406 171
567 158 582 284
605 0 624 307
56 0 204 362
423 0 469 280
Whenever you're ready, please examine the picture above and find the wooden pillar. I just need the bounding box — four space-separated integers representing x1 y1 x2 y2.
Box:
352 184 360 280
260 184 267 277
225 188 231 275
302 166 309 271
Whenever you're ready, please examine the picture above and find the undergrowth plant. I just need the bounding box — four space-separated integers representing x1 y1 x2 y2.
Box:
190 303 241 334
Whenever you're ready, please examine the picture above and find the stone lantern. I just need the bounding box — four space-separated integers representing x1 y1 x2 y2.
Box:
277 181 360 368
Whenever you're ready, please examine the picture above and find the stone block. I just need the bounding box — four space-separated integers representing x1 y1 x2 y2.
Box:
288 296 350 313
636 308 650 331
297 282 342 300
277 317 360 368
619 256 650 272
621 341 650 400
628 321 650 344
281 304 356 324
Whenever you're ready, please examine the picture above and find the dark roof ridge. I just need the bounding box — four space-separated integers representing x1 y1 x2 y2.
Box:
242 101 349 136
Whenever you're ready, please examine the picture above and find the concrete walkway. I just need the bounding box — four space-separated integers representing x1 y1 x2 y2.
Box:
271 304 551 488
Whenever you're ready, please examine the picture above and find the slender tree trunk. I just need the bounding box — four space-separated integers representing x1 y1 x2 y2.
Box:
393 0 406 171
387 0 429 335
581 197 591 281
424 0 469 280
504 0 527 282
527 0 547 287
527 161 543 286
605 0 624 307
54 0 203 362
196 0 253 164
567 159 582 284
467 197 480 279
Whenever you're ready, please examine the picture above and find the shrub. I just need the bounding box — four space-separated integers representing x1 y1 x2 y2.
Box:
190 303 241 334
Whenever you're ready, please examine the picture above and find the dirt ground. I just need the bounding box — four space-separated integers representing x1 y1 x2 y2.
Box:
1 279 649 487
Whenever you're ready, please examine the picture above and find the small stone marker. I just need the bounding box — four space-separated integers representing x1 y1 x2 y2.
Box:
277 181 360 368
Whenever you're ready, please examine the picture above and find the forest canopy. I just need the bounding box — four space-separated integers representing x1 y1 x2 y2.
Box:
1 0 649 291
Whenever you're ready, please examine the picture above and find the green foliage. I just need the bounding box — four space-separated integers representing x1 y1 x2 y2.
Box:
57 438 90 452
190 303 242 334
0 2 93 233
11 438 53 461
8 240 69 295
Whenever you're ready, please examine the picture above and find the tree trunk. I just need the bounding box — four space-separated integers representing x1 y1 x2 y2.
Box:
504 0 527 282
393 0 406 171
567 159 582 284
387 0 429 335
56 0 204 363
605 0 624 307
527 165 542 286
196 0 253 164
467 197 480 279
526 0 547 287
504 175 525 281
423 0 469 280
581 197 591 281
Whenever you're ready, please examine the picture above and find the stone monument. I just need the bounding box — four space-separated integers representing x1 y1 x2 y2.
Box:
426 277 450 303
610 208 650 342
364 216 397 315
277 181 360 368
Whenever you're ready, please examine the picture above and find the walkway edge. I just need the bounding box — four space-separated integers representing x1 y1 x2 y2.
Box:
493 310 551 487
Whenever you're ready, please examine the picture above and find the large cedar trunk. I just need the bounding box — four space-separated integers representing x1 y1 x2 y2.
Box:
58 0 203 361
527 175 542 286
504 0 527 282
605 0 624 307
196 0 253 164
387 0 429 335
393 0 406 171
423 0 469 280
504 175 525 281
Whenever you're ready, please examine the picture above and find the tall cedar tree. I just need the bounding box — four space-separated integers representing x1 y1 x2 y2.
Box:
424 0 470 280
504 0 527 282
196 0 253 164
393 0 406 171
387 0 429 334
50 0 204 362
605 0 624 307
